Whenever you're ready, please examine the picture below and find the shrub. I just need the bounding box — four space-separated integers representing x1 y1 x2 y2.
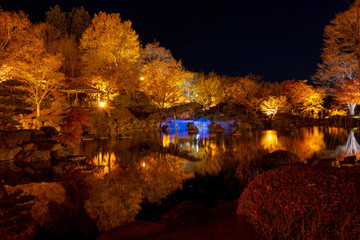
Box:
236 150 302 187
54 109 90 148
237 165 360 240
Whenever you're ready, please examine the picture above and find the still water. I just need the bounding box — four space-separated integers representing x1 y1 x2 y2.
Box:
79 126 360 230
80 126 358 177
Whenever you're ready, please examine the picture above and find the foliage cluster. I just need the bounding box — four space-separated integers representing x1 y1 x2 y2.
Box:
237 165 360 240
54 109 90 148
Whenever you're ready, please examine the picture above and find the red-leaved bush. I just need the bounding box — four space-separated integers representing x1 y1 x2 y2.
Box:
237 165 360 240
54 109 90 148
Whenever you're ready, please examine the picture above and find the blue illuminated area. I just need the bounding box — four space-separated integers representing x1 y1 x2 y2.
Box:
159 117 209 134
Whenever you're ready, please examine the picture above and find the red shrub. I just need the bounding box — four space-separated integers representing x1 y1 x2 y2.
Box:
237 165 360 240
54 109 90 148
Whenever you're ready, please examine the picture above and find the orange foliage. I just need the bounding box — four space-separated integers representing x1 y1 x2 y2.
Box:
334 78 360 105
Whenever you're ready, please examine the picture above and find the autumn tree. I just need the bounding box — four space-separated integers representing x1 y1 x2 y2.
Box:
67 6 91 39
282 80 325 117
81 12 140 114
260 96 287 118
224 73 262 115
140 60 187 108
45 5 67 35
58 35 82 78
11 23 65 117
334 78 360 115
0 8 31 64
139 41 175 66
193 72 225 111
314 0 360 114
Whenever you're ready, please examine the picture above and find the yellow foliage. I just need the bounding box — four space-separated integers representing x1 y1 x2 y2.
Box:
193 72 225 110
260 96 287 118
140 153 194 202
81 11 140 104
85 173 143 231
140 60 188 108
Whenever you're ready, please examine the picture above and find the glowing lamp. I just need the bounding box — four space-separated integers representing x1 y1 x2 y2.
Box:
99 102 106 108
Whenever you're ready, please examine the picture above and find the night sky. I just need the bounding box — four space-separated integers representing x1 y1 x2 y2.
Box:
0 0 351 82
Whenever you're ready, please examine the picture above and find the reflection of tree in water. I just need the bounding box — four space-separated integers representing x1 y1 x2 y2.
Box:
336 130 360 156
260 130 282 152
192 142 224 176
281 127 326 161
91 152 118 179
85 170 143 231
140 152 194 203
85 152 195 230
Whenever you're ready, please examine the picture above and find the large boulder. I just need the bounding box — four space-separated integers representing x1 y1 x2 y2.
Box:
186 123 199 133
208 122 225 132
0 146 22 161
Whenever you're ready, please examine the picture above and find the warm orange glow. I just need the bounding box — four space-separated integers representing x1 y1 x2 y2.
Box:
91 152 117 178
99 101 106 108
261 130 281 152
162 134 171 148
142 161 146 168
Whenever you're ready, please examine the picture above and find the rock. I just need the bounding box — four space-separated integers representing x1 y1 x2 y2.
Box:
97 220 168 240
259 150 302 171
186 123 199 133
208 122 225 132
41 126 59 137
313 158 340 168
31 130 48 143
0 146 22 161
1 130 32 147
343 155 356 164
50 143 63 152
51 149 68 160
23 143 35 151
28 150 51 161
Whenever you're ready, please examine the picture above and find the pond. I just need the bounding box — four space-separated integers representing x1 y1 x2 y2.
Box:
78 126 360 231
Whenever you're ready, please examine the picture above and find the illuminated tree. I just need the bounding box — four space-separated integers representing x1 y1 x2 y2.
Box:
225 74 262 115
282 80 325 117
334 78 360 115
11 23 65 117
260 96 287 118
139 41 175 66
193 72 225 111
0 8 31 63
81 12 140 114
58 35 82 78
140 60 186 108
314 1 360 93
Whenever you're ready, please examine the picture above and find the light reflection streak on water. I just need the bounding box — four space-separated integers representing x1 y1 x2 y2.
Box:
82 127 360 178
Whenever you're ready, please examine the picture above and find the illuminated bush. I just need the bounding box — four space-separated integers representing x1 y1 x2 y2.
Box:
54 109 90 148
237 165 360 240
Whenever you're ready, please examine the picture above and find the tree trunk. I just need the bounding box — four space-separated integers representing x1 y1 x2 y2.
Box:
36 103 40 117
348 103 356 115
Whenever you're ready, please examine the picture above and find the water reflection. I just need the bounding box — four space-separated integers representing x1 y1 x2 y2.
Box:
335 130 360 158
80 127 359 230
261 130 282 152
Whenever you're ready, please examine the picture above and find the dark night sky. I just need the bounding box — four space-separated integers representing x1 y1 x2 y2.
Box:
0 0 351 82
